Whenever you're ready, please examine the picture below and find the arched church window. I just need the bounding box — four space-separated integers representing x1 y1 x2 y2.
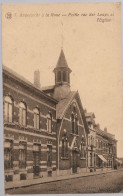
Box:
75 115 78 135
71 113 74 133
57 71 61 82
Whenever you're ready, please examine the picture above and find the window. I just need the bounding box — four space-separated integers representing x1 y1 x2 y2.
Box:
63 71 67 82
34 108 40 129
91 137 94 146
57 71 61 82
4 140 13 170
71 113 75 133
101 141 103 149
75 115 78 135
47 113 52 133
19 142 26 169
62 136 68 158
88 136 90 146
4 96 13 123
99 141 101 148
33 144 41 166
90 136 92 146
90 153 92 167
71 111 79 135
96 140 97 147
109 147 111 154
47 145 52 167
98 141 100 149
19 102 26 126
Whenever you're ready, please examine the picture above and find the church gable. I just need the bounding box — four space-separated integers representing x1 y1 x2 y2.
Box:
59 92 88 142
58 91 88 171
64 98 84 126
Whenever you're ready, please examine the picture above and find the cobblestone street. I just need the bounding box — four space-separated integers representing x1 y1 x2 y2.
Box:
6 170 123 194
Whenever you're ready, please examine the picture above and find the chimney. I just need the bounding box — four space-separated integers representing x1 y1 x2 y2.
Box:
34 70 41 88
84 108 87 114
104 127 107 132
96 123 100 129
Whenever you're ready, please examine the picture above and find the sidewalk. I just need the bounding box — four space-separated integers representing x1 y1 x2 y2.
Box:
5 169 119 190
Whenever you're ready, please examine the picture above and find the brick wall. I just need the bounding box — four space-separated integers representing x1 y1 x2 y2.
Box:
3 71 57 180
58 99 87 171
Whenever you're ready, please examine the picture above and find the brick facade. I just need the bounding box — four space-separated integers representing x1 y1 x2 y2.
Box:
3 68 57 182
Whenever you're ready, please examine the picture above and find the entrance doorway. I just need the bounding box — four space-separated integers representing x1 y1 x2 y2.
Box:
33 144 40 177
72 150 77 173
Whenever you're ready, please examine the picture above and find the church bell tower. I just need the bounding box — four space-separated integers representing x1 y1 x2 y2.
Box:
53 49 72 101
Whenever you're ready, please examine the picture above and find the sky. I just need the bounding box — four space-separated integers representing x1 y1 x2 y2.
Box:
2 2 123 157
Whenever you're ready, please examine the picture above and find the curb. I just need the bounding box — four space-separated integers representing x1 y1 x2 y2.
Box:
5 169 121 191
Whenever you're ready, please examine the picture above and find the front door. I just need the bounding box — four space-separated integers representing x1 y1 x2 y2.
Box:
72 150 77 173
33 144 40 177
33 151 40 176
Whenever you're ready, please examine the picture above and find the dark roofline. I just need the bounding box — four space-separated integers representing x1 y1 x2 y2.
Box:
96 128 117 141
41 85 55 91
75 91 90 135
85 112 95 118
3 65 58 104
57 91 77 119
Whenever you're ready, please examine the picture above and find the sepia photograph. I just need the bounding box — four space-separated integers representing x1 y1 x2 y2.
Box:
1 2 123 194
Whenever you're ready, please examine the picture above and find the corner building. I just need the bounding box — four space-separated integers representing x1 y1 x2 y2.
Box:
3 49 89 183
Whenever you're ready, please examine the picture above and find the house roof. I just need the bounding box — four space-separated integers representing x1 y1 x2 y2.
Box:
85 112 95 118
41 85 55 91
56 91 77 119
3 65 58 104
96 128 117 141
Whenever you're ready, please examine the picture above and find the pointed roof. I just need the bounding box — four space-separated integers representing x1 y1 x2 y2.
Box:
56 91 76 119
56 49 69 68
56 90 89 134
53 49 71 73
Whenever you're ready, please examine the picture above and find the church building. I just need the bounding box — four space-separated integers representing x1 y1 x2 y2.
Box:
3 49 89 184
42 50 89 175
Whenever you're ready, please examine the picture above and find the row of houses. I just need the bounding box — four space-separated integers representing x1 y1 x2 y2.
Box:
85 111 117 171
3 49 119 184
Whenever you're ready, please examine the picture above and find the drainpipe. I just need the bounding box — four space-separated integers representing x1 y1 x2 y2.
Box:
57 118 64 176
86 133 88 172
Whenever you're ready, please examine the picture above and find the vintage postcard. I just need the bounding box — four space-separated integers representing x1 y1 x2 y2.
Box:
2 2 123 194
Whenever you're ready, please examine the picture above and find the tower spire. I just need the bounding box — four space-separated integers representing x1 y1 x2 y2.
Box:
53 49 72 101
61 21 64 49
